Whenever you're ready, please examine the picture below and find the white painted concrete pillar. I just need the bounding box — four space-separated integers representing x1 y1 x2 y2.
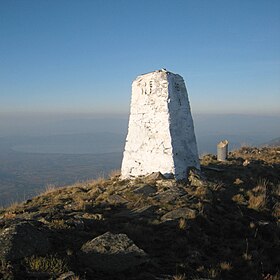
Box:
121 69 199 180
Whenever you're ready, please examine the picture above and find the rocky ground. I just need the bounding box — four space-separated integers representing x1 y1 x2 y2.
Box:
0 146 279 280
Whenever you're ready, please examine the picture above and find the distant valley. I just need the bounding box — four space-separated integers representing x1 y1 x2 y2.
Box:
0 133 124 207
0 114 279 207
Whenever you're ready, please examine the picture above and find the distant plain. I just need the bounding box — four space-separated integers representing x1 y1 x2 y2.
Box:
0 114 279 206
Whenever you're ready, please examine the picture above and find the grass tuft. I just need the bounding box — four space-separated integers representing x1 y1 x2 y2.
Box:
172 274 186 280
178 218 187 230
220 261 232 271
43 184 57 195
247 178 269 210
24 254 69 275
109 169 121 179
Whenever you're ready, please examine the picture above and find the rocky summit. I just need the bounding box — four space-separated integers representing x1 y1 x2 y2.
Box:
0 146 279 280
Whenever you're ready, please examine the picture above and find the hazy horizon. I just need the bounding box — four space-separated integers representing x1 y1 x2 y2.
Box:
1 112 279 154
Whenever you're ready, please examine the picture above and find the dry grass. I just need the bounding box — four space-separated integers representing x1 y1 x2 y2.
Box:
192 185 212 202
256 178 269 190
194 186 207 197
172 274 186 280
273 202 280 219
109 169 121 179
200 153 217 165
272 183 280 196
207 267 219 278
248 194 267 210
247 178 268 210
242 252 252 261
73 196 88 211
211 182 224 191
3 212 17 219
232 193 246 205
178 218 187 230
197 201 204 215
90 175 113 189
94 176 107 184
234 178 244 185
196 266 204 272
0 259 13 279
220 261 232 271
5 201 21 215
43 184 57 195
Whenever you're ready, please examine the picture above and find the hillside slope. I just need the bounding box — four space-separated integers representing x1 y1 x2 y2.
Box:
0 146 279 280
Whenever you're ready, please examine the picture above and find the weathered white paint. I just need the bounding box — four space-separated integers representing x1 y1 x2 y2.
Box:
121 69 199 180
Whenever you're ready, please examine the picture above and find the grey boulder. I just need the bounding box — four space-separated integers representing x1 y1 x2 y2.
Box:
0 221 50 261
80 231 148 272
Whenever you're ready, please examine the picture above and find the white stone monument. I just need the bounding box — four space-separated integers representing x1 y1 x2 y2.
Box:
121 69 200 180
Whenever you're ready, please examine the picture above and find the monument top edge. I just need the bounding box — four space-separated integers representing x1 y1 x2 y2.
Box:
140 68 170 75
135 69 182 80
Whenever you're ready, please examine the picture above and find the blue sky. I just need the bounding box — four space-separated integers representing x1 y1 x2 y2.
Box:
1 0 280 115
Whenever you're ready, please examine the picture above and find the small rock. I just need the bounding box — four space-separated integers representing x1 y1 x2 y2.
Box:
156 179 176 189
243 159 250 166
81 213 103 220
80 232 148 272
154 187 185 203
107 194 128 205
133 184 157 196
145 172 166 181
161 207 197 221
114 205 157 219
66 218 84 230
